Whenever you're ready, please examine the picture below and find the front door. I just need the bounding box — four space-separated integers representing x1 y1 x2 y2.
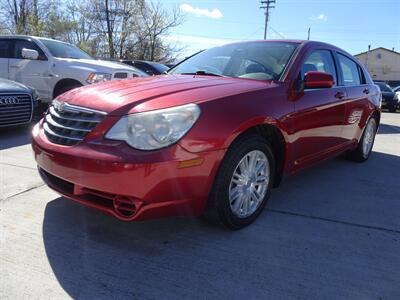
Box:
292 49 347 170
8 39 52 102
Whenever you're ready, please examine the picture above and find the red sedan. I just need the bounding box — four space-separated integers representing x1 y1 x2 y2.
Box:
32 40 380 229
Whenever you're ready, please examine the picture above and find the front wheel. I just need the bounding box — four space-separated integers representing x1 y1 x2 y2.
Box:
347 117 377 162
205 134 275 229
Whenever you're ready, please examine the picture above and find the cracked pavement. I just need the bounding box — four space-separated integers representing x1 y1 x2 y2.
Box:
1 113 400 299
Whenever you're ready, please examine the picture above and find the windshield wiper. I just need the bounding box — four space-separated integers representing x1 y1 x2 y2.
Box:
180 70 223 77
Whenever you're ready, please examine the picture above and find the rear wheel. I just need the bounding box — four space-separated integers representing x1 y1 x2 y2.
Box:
388 106 396 113
347 117 377 162
205 134 275 229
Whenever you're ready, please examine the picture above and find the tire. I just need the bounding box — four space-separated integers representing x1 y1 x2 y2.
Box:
205 134 275 229
346 117 377 162
388 106 396 113
54 82 82 99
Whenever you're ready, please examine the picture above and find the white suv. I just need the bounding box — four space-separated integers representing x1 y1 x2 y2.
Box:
0 36 147 103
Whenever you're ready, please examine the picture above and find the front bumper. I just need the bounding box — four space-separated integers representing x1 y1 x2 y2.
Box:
32 122 225 221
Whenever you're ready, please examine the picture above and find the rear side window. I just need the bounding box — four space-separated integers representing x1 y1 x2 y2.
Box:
301 50 337 85
357 65 366 84
337 53 361 86
12 40 47 60
0 39 12 58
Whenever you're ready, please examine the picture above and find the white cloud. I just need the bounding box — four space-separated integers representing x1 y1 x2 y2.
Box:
180 4 223 19
311 14 328 21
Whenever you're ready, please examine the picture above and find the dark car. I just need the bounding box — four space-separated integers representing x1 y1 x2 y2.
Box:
119 60 169 75
0 78 38 127
33 40 380 229
374 81 399 112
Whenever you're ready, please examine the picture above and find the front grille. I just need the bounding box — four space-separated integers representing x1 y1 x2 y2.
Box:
0 93 33 126
43 101 106 146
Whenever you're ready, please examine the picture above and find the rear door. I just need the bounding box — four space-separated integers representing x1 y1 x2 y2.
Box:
336 53 377 143
0 39 12 79
293 49 348 169
8 39 52 101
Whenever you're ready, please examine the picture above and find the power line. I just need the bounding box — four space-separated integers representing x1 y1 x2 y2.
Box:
260 0 276 39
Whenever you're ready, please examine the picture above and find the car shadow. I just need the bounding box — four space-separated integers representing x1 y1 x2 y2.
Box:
42 151 400 299
378 123 400 134
0 124 35 150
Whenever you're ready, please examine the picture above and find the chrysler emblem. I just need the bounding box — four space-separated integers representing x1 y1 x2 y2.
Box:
53 100 66 112
0 96 19 105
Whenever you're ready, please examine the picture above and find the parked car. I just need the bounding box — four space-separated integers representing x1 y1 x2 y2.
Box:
374 81 398 112
0 36 148 103
119 60 169 75
32 40 381 229
0 78 39 127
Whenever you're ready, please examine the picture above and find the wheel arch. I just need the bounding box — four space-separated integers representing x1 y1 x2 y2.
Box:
225 118 288 188
53 78 83 99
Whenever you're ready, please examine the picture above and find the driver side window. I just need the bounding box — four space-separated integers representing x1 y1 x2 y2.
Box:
301 50 337 85
13 40 47 60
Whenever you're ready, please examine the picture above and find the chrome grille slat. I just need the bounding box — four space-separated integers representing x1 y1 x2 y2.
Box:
43 102 106 146
44 123 83 141
49 106 103 123
0 113 32 119
0 93 33 127
0 108 32 113
45 114 92 132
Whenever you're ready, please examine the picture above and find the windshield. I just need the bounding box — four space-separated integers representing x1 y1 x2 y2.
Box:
375 82 393 92
149 62 169 73
169 42 298 81
39 39 93 60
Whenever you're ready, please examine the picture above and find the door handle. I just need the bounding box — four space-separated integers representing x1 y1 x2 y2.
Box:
335 91 345 99
363 88 370 94
10 65 21 68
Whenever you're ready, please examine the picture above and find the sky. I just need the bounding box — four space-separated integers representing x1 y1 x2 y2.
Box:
162 0 400 59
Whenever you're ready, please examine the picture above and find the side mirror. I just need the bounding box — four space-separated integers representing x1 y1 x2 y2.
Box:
21 48 39 60
304 71 334 89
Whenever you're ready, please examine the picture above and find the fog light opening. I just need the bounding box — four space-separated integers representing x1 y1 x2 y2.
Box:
113 196 138 218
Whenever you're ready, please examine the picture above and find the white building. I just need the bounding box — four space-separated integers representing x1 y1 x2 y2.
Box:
355 47 400 87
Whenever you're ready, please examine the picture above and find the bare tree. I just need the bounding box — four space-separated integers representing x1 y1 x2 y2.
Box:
0 0 184 62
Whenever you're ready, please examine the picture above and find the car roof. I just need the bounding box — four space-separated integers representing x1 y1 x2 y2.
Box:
0 35 67 44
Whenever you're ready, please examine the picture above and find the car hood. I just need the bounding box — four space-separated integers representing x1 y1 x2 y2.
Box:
57 75 272 115
0 78 30 93
55 58 142 73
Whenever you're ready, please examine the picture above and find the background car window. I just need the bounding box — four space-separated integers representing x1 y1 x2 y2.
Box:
13 40 46 60
301 50 337 85
337 53 361 86
375 81 393 92
135 63 155 75
0 40 11 58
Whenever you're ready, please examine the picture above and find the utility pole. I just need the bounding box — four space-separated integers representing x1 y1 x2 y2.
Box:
366 44 371 68
260 0 276 40
307 27 311 40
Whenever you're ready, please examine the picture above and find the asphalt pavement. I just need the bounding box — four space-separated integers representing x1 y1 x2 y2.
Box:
1 113 399 299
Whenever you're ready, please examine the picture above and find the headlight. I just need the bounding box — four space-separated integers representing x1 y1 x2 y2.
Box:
86 72 112 84
105 104 201 150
